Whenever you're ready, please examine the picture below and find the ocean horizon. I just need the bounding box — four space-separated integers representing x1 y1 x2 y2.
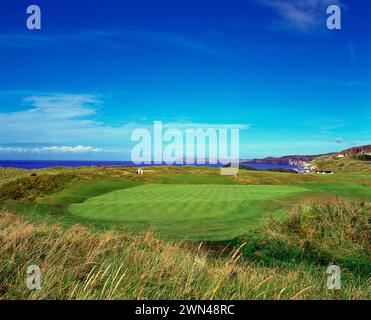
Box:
0 160 303 171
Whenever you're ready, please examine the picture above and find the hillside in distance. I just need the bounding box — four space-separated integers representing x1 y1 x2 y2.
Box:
313 144 371 173
245 153 335 165
336 144 371 157
245 144 371 166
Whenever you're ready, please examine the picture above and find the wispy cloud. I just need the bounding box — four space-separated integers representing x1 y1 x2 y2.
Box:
240 138 350 158
0 93 140 145
318 79 370 87
348 41 355 63
34 145 103 153
0 29 232 60
251 0 343 33
0 145 103 154
299 117 346 135
0 93 249 149
160 122 250 130
0 147 28 154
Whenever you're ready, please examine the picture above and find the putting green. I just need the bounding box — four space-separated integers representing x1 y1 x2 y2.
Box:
69 184 307 239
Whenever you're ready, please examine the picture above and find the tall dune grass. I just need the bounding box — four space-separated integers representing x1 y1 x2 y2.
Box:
0 206 369 300
239 200 370 275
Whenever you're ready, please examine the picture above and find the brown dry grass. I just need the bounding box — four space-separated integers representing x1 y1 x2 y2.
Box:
0 211 369 300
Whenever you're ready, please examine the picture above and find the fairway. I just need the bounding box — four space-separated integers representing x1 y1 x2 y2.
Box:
70 184 308 239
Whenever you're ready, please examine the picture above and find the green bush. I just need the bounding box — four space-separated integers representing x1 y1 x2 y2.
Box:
238 200 371 276
0 174 77 202
353 154 371 161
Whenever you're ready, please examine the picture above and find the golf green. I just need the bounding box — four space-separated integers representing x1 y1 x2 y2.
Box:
69 184 307 239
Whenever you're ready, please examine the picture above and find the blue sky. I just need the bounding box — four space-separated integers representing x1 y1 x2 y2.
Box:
0 0 370 160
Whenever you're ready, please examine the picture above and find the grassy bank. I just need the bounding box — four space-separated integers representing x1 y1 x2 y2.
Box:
0 204 369 300
314 157 371 174
0 165 369 299
237 201 370 276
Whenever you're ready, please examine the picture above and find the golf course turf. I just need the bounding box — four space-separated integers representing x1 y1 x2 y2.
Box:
0 166 370 300
1 166 370 240
69 184 308 240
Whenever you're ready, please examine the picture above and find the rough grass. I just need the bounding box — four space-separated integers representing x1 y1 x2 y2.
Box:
0 209 369 300
314 157 371 173
0 165 335 187
0 167 35 186
238 200 371 278
0 165 370 300
1 166 370 241
0 174 78 202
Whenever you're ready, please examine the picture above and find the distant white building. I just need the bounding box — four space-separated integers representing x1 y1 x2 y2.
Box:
316 170 334 174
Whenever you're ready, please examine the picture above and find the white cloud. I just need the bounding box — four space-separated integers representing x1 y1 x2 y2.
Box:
0 93 249 149
160 122 250 130
0 29 234 60
348 41 355 63
0 147 28 154
0 94 134 144
318 79 370 87
24 94 98 118
0 145 103 154
252 0 343 33
34 145 103 153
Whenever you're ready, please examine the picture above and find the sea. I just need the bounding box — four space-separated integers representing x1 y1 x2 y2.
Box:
241 163 302 170
0 160 303 171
